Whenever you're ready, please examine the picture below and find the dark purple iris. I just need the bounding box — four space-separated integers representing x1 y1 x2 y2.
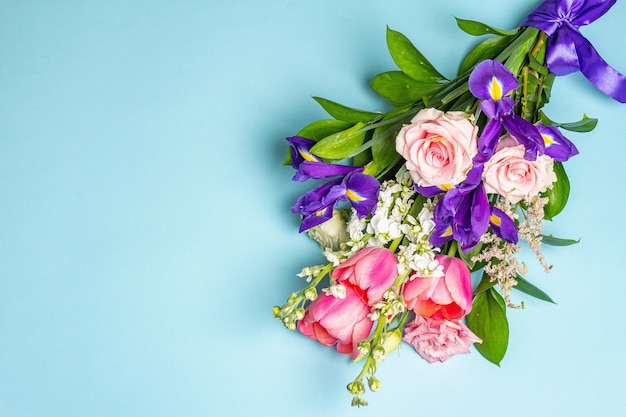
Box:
286 136 380 232
468 60 545 161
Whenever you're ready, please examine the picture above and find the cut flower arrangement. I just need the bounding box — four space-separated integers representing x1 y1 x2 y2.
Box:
273 0 625 406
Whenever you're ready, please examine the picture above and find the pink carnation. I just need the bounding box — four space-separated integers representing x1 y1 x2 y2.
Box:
403 316 482 363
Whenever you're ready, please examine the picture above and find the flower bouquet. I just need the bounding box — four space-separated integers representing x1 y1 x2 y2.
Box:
273 0 625 406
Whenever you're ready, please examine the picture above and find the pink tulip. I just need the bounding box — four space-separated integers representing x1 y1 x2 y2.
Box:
402 255 472 320
297 286 373 358
332 247 398 306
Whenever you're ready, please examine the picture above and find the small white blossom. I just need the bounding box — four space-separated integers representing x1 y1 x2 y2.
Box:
322 283 347 299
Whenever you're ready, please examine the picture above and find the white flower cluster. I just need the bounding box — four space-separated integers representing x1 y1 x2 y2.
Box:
321 172 442 279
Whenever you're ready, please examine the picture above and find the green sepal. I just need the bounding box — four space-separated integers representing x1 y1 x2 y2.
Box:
312 97 380 124
540 112 598 133
455 18 518 37
386 27 446 82
458 241 484 271
541 234 580 246
310 122 367 160
513 274 556 304
458 34 515 75
542 161 570 220
371 71 442 106
466 288 509 366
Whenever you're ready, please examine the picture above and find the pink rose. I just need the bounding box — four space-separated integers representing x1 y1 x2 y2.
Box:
482 134 556 204
403 316 482 363
297 286 373 358
402 255 472 320
396 108 478 188
332 247 398 306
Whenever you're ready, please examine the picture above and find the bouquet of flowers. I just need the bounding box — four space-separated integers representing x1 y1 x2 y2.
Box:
273 0 625 406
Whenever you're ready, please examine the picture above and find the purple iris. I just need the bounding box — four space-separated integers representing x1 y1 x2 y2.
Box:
286 136 380 232
429 165 518 251
538 125 579 162
468 60 545 161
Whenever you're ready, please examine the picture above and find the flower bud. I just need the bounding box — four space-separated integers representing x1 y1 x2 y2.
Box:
272 306 282 317
346 380 365 395
367 376 382 392
382 329 403 355
304 287 317 301
306 209 349 250
294 307 305 320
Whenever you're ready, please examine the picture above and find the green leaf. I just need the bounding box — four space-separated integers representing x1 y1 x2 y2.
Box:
541 234 580 246
458 241 484 271
466 288 509 366
455 18 518 37
371 128 399 174
296 119 353 141
473 271 496 294
458 34 515 75
371 71 442 106
312 97 380 124
514 275 556 304
386 27 446 82
543 161 570 220
545 113 598 133
310 122 367 160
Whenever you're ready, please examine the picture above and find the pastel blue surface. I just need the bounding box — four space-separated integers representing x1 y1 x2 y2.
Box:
1 0 625 416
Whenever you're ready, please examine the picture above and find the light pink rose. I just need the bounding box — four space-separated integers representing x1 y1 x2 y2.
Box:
297 286 372 358
482 134 556 204
332 247 398 306
396 108 478 188
403 316 482 363
402 255 472 320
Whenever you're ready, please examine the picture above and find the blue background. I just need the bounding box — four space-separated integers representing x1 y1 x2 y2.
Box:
1 0 625 416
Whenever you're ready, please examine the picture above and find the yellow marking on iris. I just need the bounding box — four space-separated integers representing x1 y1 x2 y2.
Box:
315 208 326 216
439 184 453 191
490 214 502 227
489 76 503 100
298 149 320 162
346 189 366 201
542 134 555 146
441 226 453 237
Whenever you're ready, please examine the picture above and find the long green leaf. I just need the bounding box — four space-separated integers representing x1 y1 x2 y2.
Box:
542 234 580 246
310 122 366 160
386 27 446 82
296 119 353 140
458 34 515 75
371 71 442 106
313 97 380 124
466 288 509 366
514 275 556 304
455 18 518 37
543 161 570 220
541 112 598 133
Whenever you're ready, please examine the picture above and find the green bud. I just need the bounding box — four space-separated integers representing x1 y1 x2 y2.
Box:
294 308 305 320
272 306 282 317
367 376 381 392
287 293 298 303
346 380 365 395
381 329 403 355
372 346 385 362
351 395 369 407
304 287 318 301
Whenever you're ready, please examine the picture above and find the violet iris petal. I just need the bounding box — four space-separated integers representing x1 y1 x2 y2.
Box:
291 177 342 216
299 161 361 179
523 0 626 102
490 207 519 244
287 136 323 182
343 172 380 218
430 200 454 248
476 118 503 160
502 114 545 160
469 59 519 104
539 125 580 161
